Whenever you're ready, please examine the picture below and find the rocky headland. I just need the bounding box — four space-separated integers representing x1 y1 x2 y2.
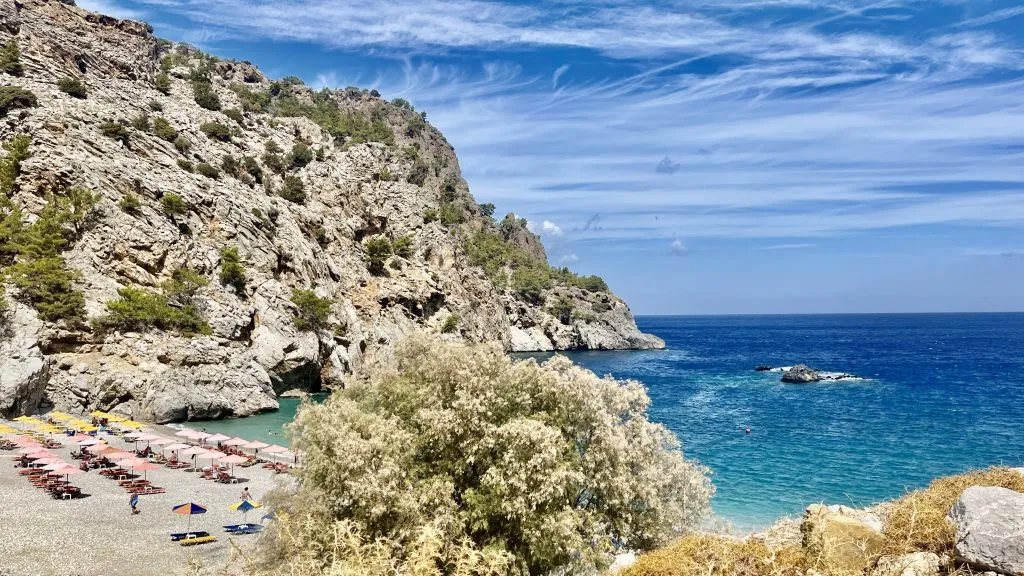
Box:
0 0 662 423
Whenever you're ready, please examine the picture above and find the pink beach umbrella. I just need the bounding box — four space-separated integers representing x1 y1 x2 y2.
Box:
149 437 174 446
174 429 197 438
179 446 207 469
190 431 211 443
242 441 268 455
134 461 160 481
206 433 231 444
218 454 248 478
263 444 287 454
223 437 248 447
42 461 68 471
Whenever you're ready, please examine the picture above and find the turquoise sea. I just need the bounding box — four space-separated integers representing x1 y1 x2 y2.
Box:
203 313 1024 528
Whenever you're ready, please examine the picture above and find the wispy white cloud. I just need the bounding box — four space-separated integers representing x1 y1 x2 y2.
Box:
76 0 146 20
552 64 570 90
669 239 689 256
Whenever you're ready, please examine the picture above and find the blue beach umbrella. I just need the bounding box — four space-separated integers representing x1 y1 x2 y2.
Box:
228 499 262 525
172 502 207 534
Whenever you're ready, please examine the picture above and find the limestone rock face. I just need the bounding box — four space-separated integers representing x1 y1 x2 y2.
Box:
0 0 662 422
948 486 1024 575
0 303 50 417
872 553 941 576
801 503 886 572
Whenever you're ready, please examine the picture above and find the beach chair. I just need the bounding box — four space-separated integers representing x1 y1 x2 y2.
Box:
180 535 218 546
170 531 210 541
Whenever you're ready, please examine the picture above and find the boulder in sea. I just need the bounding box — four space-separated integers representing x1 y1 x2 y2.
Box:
782 364 821 383
801 504 886 572
872 553 941 576
948 486 1024 575
754 364 774 372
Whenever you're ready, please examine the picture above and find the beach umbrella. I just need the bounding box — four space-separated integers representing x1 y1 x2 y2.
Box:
104 450 134 460
149 437 174 446
190 431 211 443
242 441 268 455
42 461 68 471
174 429 197 438
228 499 262 524
263 444 287 454
77 438 101 447
172 502 207 534
164 442 190 451
134 461 160 481
206 433 231 443
223 437 248 447
218 454 248 478
179 447 207 469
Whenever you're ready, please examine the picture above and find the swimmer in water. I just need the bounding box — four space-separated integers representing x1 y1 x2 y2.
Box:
267 429 278 436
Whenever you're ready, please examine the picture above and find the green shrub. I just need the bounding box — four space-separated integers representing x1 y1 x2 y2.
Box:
7 256 85 323
392 234 413 258
290 289 332 331
379 167 394 182
259 337 714 576
173 134 191 153
200 121 231 141
195 163 219 178
152 117 178 141
192 81 221 110
221 154 239 177
314 227 328 246
160 193 187 216
512 267 552 303
4 195 92 324
405 114 425 137
177 159 193 172
0 39 24 77
262 151 285 174
154 72 172 95
406 160 429 186
99 121 130 146
100 283 210 336
0 86 37 117
437 203 464 227
273 97 394 146
230 83 271 113
148 100 164 112
223 107 245 125
592 301 612 313
130 113 150 131
391 97 414 111
364 236 392 275
550 295 573 324
478 202 495 218
288 142 313 169
0 134 31 194
119 193 141 214
279 175 305 204
218 246 247 297
422 208 438 223
242 156 263 183
441 313 459 333
315 147 326 161
57 77 87 98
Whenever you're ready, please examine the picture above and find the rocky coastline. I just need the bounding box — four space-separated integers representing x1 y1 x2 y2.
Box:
0 0 662 424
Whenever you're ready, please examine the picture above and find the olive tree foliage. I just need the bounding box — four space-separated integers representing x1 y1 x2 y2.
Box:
256 337 714 576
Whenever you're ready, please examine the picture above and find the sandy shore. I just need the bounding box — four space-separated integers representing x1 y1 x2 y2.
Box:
0 421 295 576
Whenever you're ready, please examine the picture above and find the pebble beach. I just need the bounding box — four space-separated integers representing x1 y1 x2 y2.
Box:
0 420 294 576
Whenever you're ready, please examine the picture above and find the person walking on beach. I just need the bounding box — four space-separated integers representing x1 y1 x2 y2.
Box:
239 487 252 501
129 493 140 515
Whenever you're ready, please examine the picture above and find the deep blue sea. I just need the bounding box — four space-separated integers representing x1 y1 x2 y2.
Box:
542 313 1024 528
205 313 1024 529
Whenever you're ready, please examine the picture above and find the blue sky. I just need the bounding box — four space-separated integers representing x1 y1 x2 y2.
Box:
81 0 1024 314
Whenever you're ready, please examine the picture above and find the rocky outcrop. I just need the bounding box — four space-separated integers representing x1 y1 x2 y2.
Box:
779 364 859 383
872 553 941 576
782 365 820 383
0 302 49 417
948 486 1024 575
0 0 662 421
801 503 886 572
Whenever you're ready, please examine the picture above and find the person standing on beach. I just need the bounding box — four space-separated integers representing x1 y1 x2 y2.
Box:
240 487 252 501
129 493 140 515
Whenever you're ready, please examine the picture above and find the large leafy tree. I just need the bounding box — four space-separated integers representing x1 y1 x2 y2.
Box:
258 337 714 576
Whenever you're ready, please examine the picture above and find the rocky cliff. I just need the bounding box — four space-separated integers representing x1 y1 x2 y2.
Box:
0 0 663 422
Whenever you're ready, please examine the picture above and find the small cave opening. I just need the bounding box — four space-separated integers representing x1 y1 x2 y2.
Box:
272 363 323 395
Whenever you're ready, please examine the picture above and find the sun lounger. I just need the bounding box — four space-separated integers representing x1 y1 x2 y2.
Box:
170 531 210 541
180 535 218 546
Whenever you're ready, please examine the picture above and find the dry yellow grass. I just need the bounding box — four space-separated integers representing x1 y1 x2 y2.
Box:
882 466 1024 555
623 535 807 576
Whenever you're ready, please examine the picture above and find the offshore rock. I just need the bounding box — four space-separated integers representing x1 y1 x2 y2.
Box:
782 364 821 383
